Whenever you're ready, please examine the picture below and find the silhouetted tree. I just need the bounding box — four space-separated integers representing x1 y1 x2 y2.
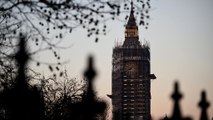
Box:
0 35 90 120
0 0 151 75
28 69 86 120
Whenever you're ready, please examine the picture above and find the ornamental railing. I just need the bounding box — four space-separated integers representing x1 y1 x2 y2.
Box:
0 36 211 120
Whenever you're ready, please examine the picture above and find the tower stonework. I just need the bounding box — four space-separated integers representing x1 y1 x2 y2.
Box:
112 2 156 120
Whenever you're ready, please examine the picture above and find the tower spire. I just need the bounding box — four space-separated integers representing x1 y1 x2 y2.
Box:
124 0 138 39
126 0 136 27
130 0 134 13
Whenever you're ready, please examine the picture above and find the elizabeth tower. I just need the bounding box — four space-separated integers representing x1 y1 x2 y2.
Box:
111 2 156 120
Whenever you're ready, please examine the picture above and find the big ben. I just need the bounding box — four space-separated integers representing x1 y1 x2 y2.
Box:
111 1 156 120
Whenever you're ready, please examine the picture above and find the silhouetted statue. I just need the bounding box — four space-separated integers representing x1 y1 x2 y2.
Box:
198 90 210 120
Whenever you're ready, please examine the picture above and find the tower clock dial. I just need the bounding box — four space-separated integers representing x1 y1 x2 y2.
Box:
124 62 137 78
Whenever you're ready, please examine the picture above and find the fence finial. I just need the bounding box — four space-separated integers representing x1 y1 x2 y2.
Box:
198 90 210 120
80 55 106 119
84 55 96 101
171 81 183 120
15 35 29 89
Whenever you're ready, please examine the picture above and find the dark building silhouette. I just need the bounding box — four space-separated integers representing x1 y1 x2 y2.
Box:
111 2 156 120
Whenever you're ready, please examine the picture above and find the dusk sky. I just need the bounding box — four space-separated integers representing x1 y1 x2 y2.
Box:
33 0 213 119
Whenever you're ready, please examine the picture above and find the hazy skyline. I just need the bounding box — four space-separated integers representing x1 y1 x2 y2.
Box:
33 0 213 119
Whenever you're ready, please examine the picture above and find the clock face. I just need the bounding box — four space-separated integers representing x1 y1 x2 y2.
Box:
124 62 137 78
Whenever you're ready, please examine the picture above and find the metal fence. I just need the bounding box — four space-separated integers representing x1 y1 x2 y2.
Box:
0 36 211 120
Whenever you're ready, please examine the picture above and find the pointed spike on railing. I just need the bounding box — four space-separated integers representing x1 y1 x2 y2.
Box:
15 34 29 88
15 34 29 68
198 90 210 120
84 55 96 81
83 55 97 101
171 81 182 101
171 81 183 120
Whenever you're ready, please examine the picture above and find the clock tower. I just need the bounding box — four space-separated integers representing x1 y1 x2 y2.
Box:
112 1 156 120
